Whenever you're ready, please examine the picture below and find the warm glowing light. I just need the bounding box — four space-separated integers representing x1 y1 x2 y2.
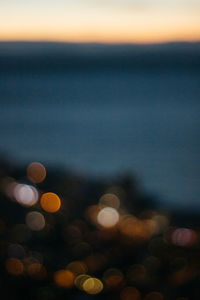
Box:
119 215 152 243
40 192 61 213
83 277 103 295
97 207 119 228
120 287 141 300
75 274 91 290
119 215 137 240
152 214 169 234
85 205 100 226
26 211 45 231
14 184 39 207
99 193 120 210
27 162 46 183
54 270 75 288
1 6 200 44
144 292 164 300
5 258 24 276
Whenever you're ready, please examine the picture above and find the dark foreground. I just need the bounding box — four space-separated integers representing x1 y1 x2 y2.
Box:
0 159 199 300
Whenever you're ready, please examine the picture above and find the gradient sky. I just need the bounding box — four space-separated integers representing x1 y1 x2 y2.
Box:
1 0 200 43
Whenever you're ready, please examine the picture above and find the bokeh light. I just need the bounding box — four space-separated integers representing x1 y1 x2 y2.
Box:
119 215 153 243
97 207 119 228
120 287 141 300
14 183 39 207
151 214 169 234
75 274 91 291
54 270 75 288
172 228 197 247
82 277 103 295
27 161 46 183
3 177 17 199
40 192 61 213
1 159 199 299
26 211 46 231
85 205 100 226
5 258 24 276
99 193 120 210
66 261 88 275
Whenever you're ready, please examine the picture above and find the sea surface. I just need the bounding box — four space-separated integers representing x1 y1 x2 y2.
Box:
1 68 200 210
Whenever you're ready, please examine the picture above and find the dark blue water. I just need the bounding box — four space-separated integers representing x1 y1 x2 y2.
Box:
1 69 200 210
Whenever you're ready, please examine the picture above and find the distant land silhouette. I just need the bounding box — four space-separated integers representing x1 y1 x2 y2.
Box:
0 41 200 72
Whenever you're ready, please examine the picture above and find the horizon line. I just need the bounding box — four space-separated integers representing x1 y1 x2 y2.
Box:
1 39 200 45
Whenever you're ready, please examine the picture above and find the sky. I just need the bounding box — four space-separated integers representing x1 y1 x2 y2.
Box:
0 0 200 43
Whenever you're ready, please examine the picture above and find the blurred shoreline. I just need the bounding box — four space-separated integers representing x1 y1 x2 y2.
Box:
0 159 200 299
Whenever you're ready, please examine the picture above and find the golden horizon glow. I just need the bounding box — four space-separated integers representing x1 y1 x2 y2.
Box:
0 1 200 44
0 26 199 44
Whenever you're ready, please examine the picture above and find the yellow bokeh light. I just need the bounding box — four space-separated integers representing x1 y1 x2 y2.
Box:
27 162 46 183
5 258 24 276
97 207 119 228
40 192 61 213
83 277 103 295
54 270 75 288
75 274 91 290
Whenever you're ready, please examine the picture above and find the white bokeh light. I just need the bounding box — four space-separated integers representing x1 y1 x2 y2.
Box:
14 184 39 207
97 207 119 228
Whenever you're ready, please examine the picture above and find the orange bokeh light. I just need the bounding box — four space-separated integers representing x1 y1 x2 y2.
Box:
5 258 24 276
54 270 75 288
40 192 61 213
